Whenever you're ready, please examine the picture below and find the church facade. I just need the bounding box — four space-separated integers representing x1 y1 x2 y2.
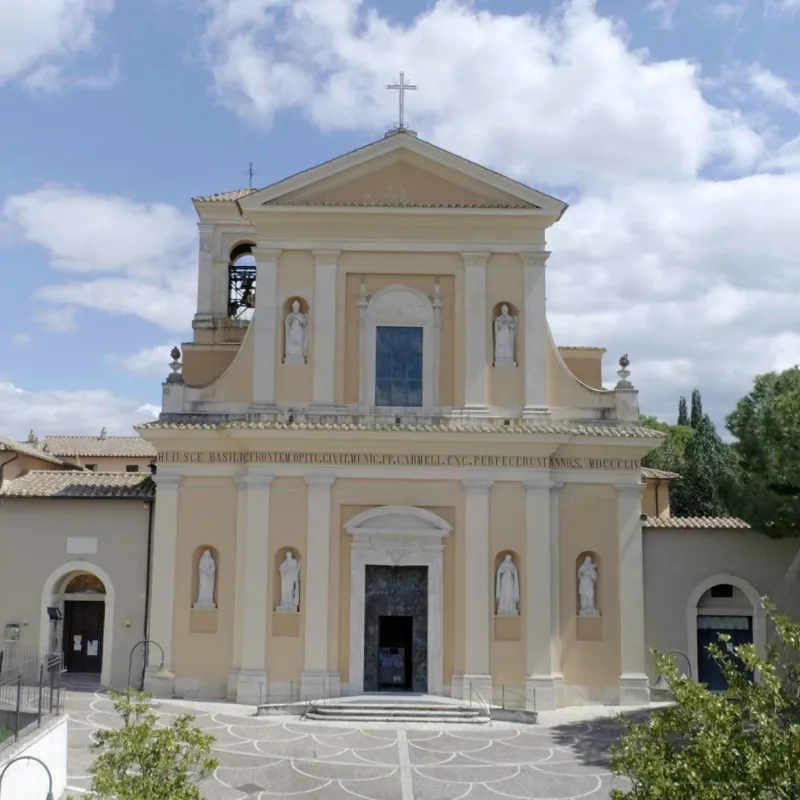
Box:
136 128 667 710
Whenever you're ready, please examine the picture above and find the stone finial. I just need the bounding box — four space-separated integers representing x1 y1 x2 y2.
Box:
99 426 107 440
27 429 39 447
167 346 184 384
616 353 633 389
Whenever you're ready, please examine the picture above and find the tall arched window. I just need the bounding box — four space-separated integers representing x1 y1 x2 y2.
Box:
360 284 437 411
228 243 256 321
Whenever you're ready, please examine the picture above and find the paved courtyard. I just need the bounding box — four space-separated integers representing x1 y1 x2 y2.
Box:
63 689 638 799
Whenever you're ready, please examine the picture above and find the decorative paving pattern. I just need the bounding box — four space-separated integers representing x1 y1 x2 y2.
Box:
63 690 636 799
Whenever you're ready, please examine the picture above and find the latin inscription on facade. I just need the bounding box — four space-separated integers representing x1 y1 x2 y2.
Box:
156 451 641 470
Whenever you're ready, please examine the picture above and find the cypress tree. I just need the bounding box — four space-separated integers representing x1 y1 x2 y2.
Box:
689 388 703 429
677 396 688 426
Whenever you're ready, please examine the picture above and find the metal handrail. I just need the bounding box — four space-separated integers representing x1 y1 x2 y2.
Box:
497 683 537 711
468 681 492 721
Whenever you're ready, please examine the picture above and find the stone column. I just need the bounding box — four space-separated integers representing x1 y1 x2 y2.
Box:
460 478 493 702
227 475 249 699
195 221 214 320
617 483 649 704
523 481 558 710
461 253 490 416
252 246 281 409
521 251 550 419
550 482 564 699
301 475 340 699
235 469 273 705
144 473 181 698
311 250 340 409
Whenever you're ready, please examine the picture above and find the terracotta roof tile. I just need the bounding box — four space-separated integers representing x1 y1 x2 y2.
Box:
558 346 607 352
641 467 681 480
42 436 156 458
0 436 66 465
643 516 751 529
136 419 663 438
192 188 258 203
0 471 155 498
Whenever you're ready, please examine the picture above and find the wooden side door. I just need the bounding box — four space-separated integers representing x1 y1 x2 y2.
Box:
63 601 104 674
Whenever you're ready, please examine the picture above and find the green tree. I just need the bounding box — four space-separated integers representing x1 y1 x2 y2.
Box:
87 690 218 800
724 367 800 540
690 388 703 429
639 415 693 476
611 600 800 799
671 414 735 517
677 396 688 426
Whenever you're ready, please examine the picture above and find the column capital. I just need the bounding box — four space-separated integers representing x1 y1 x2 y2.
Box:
304 474 336 488
523 480 555 493
519 251 551 268
462 476 494 491
253 244 282 265
615 482 644 497
311 249 341 265
153 473 182 487
241 467 274 487
461 252 490 268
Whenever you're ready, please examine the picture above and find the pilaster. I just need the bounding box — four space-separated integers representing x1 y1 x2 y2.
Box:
459 477 493 703
195 221 214 320
252 246 281 408
227 474 249 700
301 475 339 700
523 481 558 711
235 469 273 705
144 473 181 698
311 250 340 409
521 251 550 419
461 253 490 416
617 482 649 705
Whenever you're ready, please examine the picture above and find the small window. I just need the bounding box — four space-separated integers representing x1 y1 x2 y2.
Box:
375 326 423 407
126 465 139 473
85 464 97 471
710 584 734 598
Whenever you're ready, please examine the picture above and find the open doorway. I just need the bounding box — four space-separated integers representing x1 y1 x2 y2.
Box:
378 615 413 691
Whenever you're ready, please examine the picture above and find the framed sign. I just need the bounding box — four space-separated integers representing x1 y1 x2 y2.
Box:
4 623 20 643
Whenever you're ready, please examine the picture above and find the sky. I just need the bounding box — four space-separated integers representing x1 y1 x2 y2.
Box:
1 0 799 439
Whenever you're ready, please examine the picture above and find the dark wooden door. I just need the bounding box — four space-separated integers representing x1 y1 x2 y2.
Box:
697 615 753 691
63 601 104 673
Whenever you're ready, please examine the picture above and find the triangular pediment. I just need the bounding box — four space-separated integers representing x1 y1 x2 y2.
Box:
239 131 567 217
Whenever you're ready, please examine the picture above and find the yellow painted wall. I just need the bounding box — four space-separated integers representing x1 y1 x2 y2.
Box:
173 478 236 685
558 484 621 692
489 482 526 690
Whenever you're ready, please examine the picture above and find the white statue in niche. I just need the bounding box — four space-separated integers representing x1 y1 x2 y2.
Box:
578 556 599 616
194 550 216 609
495 554 520 616
494 304 517 366
284 300 308 364
277 551 300 611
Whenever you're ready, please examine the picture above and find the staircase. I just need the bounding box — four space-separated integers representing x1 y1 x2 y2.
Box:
304 697 490 724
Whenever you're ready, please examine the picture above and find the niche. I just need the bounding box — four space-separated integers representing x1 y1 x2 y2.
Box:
493 550 522 641
190 545 220 609
492 302 519 368
273 547 302 612
575 551 602 642
282 297 310 365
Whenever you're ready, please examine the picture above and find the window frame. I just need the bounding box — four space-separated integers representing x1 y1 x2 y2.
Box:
361 284 436 414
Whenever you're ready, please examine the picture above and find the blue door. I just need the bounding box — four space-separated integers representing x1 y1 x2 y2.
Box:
697 615 753 690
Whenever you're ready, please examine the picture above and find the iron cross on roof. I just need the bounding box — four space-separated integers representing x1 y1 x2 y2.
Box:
385 71 418 130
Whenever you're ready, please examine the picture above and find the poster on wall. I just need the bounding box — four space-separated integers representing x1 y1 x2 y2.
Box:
4 623 20 642
73 635 82 651
87 640 99 657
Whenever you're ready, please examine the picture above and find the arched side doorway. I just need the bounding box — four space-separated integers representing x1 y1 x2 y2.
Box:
39 561 116 687
686 573 764 690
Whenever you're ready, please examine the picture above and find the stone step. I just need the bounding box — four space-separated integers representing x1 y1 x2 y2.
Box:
305 702 490 724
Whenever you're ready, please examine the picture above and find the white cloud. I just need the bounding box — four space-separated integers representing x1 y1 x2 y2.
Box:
34 306 78 334
708 1 747 25
0 377 158 440
0 0 113 89
107 344 177 378
11 334 31 346
765 0 800 14
198 0 764 189
2 187 197 332
747 64 800 114
647 0 680 29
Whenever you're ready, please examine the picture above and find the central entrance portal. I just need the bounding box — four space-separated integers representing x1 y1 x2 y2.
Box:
364 566 428 693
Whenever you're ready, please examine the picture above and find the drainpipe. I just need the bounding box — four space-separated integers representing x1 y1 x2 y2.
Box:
0 452 20 507
141 466 156 689
655 478 661 517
